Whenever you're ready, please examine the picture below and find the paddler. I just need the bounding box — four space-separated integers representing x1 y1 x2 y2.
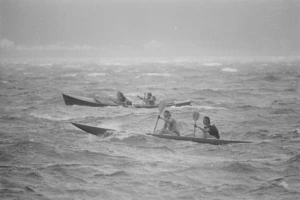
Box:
194 116 220 139
157 110 180 136
116 91 132 106
137 92 156 105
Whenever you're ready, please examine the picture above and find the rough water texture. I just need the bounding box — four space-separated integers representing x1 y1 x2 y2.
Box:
1 57 300 200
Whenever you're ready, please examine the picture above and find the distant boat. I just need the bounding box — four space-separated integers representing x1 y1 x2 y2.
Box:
71 122 251 145
62 93 192 108
62 93 117 107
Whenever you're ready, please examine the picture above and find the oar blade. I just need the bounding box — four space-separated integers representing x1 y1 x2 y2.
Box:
158 100 166 114
193 112 199 136
193 112 200 121
153 100 166 133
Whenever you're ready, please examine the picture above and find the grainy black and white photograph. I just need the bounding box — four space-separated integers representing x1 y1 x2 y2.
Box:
1 0 300 199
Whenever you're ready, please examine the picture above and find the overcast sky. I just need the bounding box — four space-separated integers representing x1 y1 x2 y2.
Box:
0 0 299 56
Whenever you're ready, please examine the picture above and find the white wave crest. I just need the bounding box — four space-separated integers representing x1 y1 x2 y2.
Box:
30 112 72 121
191 105 227 110
203 62 223 66
62 73 77 77
222 67 238 72
137 73 171 78
86 73 106 77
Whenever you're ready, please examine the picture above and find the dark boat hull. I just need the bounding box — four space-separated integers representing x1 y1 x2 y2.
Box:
71 123 251 145
72 123 114 136
62 93 117 107
146 134 251 145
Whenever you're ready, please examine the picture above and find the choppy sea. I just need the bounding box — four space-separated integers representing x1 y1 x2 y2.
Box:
1 57 300 200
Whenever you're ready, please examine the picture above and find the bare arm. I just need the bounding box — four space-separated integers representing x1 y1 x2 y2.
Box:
137 95 153 102
137 95 144 100
195 125 209 133
195 125 211 138
159 116 173 123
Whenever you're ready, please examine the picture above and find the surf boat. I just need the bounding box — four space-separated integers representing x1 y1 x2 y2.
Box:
71 122 251 145
62 93 191 108
62 93 118 107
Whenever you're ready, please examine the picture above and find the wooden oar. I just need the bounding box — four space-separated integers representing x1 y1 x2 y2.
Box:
153 100 166 133
137 92 147 105
193 112 200 137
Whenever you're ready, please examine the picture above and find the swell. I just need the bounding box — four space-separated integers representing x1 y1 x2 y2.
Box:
107 134 177 153
286 154 300 164
0 166 48 199
220 161 260 174
0 185 49 200
248 177 300 196
0 141 61 165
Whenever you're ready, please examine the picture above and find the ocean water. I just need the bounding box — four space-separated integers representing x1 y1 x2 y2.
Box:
1 57 300 200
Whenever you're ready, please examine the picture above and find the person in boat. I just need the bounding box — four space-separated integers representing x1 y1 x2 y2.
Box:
137 92 156 105
194 116 220 139
116 91 132 106
158 110 180 136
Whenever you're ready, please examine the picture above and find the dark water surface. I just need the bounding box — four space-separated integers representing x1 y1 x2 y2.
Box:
1 57 300 200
